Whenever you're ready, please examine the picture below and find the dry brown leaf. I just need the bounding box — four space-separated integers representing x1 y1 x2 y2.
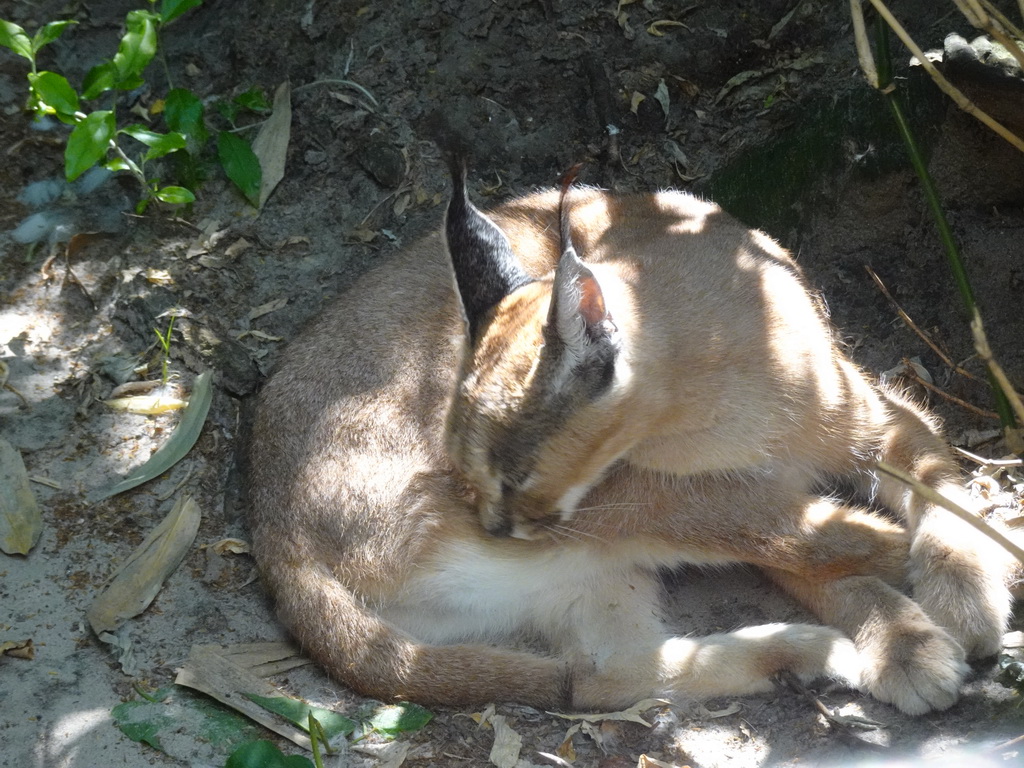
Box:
1 639 35 660
630 91 646 115
247 330 284 342
175 644 314 750
251 81 292 209
275 235 311 248
550 698 669 727
348 227 378 243
248 297 289 321
556 722 579 760
225 237 252 258
211 538 250 555
647 19 687 36
0 438 42 555
145 268 174 285
87 496 201 635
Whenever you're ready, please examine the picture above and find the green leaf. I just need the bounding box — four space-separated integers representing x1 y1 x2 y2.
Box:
160 0 202 24
154 185 195 204
93 371 213 500
225 741 313 768
121 124 187 160
104 155 132 172
82 61 117 99
0 20 32 61
234 86 271 113
28 71 79 116
112 9 157 82
216 100 241 126
32 20 77 54
164 87 207 148
111 701 172 752
368 702 433 737
217 131 261 206
243 693 356 740
66 110 115 181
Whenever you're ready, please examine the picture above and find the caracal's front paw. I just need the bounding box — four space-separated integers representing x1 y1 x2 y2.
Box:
911 536 1012 659
860 618 968 715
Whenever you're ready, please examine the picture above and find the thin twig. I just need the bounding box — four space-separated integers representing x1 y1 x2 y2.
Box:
954 445 1024 467
898 358 999 419
875 460 1024 564
979 0 1024 39
850 0 880 89
985 733 1024 754
971 310 1024 427
777 671 889 751
971 310 1024 453
864 265 980 382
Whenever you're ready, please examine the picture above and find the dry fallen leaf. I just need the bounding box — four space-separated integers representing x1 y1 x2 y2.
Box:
224 237 252 258
248 297 289 321
647 19 687 36
1 639 35 660
550 698 669 727
145 268 174 286
104 394 188 414
94 371 213 501
630 91 646 115
252 81 292 209
488 714 522 768
176 644 315 750
211 538 250 555
0 438 42 555
87 495 202 635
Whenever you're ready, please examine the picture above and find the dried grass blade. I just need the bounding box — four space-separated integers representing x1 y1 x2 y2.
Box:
94 371 212 500
87 495 201 634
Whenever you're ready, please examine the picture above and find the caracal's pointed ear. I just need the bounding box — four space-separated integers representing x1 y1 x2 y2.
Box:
443 153 533 343
547 165 617 360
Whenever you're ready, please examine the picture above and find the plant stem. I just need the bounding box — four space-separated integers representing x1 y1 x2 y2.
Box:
873 17 1017 429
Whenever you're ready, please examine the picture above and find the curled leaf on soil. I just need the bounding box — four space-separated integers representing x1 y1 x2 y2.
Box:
0 438 43 555
94 370 212 500
87 495 201 635
647 19 687 36
1 639 35 659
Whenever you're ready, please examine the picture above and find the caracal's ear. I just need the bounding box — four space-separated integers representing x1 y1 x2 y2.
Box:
546 165 618 367
443 154 533 343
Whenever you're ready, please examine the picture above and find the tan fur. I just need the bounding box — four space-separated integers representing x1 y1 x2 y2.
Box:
248 185 1018 715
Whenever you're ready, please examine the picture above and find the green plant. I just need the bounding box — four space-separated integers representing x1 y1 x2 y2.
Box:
859 10 1020 442
1 0 262 212
153 315 176 386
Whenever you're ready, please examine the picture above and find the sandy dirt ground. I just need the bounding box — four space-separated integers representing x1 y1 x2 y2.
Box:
2 1 1024 766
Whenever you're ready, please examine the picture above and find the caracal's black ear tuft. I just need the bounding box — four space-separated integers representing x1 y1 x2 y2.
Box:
443 154 533 343
548 164 616 355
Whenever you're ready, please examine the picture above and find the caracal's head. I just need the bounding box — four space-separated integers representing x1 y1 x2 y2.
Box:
443 159 630 540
